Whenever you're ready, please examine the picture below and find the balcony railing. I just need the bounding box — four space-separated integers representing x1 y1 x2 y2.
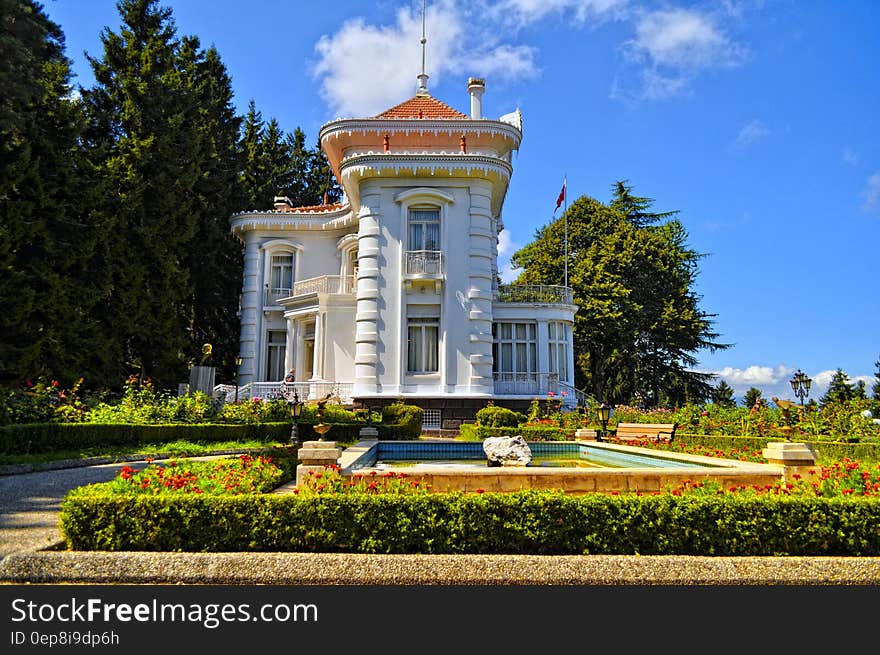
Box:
264 275 355 305
219 381 354 405
264 286 293 305
405 250 443 277
494 284 573 305
493 372 559 396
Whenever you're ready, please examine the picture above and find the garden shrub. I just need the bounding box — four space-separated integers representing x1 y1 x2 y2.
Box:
475 405 526 428
0 422 292 455
458 424 575 441
60 489 880 555
379 402 423 440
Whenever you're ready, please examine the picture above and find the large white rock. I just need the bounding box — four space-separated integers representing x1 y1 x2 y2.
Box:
483 435 532 467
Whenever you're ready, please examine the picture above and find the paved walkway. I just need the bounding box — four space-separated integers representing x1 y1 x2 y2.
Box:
2 458 880 585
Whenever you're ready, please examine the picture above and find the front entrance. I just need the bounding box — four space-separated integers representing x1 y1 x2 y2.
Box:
302 339 315 380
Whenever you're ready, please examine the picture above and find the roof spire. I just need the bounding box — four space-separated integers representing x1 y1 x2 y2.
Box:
416 0 429 95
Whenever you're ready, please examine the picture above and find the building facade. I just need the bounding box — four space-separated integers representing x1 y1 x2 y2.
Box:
230 78 578 429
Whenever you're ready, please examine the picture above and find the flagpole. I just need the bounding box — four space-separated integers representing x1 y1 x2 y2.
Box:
563 174 568 289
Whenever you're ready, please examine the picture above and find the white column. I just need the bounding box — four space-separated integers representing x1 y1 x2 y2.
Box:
238 236 261 385
354 200 381 395
284 316 297 374
311 311 323 381
466 182 495 394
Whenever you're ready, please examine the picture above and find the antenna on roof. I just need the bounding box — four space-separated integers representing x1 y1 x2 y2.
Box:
416 0 429 95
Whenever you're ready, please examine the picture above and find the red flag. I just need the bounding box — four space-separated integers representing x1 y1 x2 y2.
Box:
555 179 566 211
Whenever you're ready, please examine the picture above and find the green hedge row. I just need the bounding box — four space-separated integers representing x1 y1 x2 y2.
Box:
458 424 576 441
458 426 880 463
0 417 427 455
0 422 294 454
60 490 880 555
676 434 880 463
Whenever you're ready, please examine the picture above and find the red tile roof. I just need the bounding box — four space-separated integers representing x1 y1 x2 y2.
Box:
376 94 468 119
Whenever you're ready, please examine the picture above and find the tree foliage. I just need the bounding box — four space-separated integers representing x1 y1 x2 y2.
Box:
819 368 862 406
510 182 729 406
711 380 736 407
238 102 340 209
0 0 108 385
1 0 339 391
743 386 763 409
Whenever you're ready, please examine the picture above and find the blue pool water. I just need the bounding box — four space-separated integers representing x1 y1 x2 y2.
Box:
347 440 721 470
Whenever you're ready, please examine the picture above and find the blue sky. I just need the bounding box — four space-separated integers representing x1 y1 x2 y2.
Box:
43 0 879 403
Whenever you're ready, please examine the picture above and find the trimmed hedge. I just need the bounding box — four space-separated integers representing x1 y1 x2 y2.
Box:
458 424 576 441
457 426 879 462
60 489 880 555
0 422 293 454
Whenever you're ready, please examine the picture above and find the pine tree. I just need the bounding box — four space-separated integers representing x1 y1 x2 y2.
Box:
609 180 678 229
711 380 736 407
820 368 855 406
743 386 763 408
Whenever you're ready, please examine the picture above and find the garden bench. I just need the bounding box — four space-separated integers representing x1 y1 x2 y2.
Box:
612 422 677 443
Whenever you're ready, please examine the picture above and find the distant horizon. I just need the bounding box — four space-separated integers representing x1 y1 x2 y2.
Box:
43 1 879 401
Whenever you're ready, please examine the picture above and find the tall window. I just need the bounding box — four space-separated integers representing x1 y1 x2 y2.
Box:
408 208 440 251
269 253 293 296
407 316 439 373
548 321 570 382
492 322 537 373
266 330 286 381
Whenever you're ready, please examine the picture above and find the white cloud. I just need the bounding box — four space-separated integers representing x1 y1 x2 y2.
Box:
714 364 793 388
734 119 770 149
312 1 539 117
618 7 747 101
627 8 744 69
862 171 880 211
711 364 876 405
491 0 629 27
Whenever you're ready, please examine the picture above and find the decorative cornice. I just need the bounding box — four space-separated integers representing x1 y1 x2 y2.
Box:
319 118 522 144
230 206 356 237
338 153 512 180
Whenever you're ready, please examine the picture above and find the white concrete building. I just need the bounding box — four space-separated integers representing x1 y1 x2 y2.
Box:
230 77 578 429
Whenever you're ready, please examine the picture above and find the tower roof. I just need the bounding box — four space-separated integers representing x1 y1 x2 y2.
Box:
375 94 468 120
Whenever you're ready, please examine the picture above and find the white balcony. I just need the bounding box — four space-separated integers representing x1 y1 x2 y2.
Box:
264 275 355 305
494 284 573 305
404 250 443 278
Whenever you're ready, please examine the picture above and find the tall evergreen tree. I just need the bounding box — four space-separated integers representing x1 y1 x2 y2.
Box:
238 112 341 209
510 186 728 406
609 180 678 229
743 386 763 408
711 380 736 406
820 368 856 406
0 0 108 386
84 0 243 387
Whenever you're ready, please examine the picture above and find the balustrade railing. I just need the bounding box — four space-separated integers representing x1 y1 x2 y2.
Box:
405 250 443 276
264 276 355 305
219 381 354 405
494 284 573 305
493 372 559 396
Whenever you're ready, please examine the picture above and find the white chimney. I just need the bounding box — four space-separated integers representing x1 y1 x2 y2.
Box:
467 77 485 119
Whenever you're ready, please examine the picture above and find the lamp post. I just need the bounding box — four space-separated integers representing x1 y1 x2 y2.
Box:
288 390 303 446
233 355 243 403
789 369 812 416
597 402 611 442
